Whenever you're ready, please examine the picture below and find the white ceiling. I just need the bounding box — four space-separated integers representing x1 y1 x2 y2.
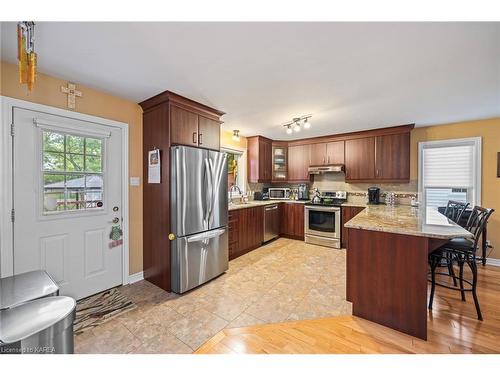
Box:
1 22 499 139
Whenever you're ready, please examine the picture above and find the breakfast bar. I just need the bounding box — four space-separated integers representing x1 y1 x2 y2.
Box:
345 205 473 340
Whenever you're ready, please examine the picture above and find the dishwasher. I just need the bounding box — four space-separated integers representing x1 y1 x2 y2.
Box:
263 204 280 242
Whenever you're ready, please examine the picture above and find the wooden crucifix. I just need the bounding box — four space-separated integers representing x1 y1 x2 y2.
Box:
61 82 82 109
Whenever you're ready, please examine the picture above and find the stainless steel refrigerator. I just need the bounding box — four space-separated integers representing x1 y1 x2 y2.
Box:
170 146 228 293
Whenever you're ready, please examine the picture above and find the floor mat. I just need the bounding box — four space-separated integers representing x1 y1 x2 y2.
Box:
74 288 136 335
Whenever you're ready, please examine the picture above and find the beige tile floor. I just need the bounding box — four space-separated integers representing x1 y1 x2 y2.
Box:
75 238 352 354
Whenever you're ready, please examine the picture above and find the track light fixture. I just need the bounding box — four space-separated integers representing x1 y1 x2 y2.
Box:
282 115 312 134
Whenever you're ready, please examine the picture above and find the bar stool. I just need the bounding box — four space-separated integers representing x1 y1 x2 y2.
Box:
441 201 469 285
428 206 494 320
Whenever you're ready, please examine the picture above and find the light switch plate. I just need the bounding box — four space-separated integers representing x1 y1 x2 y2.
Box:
130 177 140 186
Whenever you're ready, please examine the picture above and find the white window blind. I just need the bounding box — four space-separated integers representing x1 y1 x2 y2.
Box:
422 145 474 188
418 137 481 209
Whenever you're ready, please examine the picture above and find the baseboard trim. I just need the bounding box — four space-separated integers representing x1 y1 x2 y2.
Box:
128 271 144 284
486 258 500 267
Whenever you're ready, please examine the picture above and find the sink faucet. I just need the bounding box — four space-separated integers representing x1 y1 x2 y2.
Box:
229 184 242 204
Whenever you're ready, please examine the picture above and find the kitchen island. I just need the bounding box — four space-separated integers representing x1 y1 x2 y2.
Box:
345 205 472 340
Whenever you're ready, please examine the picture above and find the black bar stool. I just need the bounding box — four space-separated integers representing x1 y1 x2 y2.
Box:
428 206 494 320
440 201 469 285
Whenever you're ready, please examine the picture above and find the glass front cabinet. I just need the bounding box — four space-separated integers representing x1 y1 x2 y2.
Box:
272 145 287 181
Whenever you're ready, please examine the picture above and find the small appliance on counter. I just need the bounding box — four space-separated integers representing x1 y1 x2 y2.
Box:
254 191 269 201
297 184 309 200
367 187 380 205
268 187 290 200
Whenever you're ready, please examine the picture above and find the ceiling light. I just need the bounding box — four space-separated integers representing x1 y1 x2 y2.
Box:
282 114 312 134
232 130 240 142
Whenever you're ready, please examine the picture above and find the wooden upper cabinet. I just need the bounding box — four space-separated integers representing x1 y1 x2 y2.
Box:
375 133 410 180
247 136 272 183
170 105 199 147
272 145 287 181
326 141 345 165
310 143 327 166
345 137 375 181
170 105 221 151
310 141 345 166
288 144 311 181
198 116 220 150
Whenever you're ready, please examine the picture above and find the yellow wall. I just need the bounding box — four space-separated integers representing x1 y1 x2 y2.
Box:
411 118 500 259
221 130 248 150
0 61 144 275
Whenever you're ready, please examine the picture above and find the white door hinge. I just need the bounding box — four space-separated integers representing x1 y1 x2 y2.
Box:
11 208 15 222
10 123 14 137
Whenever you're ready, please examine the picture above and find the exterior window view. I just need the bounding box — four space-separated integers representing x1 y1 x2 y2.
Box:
0 3 499 374
42 131 103 212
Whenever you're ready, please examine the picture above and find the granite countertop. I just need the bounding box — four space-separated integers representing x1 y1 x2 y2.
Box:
341 202 367 208
228 199 308 211
344 204 473 239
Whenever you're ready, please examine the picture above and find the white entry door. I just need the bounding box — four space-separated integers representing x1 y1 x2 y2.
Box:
12 108 124 300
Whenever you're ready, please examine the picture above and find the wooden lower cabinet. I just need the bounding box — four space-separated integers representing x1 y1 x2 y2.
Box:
341 206 365 248
279 203 305 240
228 203 306 260
228 206 264 260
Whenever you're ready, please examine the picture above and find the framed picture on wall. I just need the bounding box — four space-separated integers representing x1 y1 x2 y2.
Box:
497 152 500 177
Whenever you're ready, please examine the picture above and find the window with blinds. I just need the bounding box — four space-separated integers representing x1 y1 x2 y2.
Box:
419 138 481 209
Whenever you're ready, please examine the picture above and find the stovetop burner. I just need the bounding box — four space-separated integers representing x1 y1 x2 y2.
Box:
306 190 347 207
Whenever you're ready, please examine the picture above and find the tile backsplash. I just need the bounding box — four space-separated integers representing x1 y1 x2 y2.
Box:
248 173 418 205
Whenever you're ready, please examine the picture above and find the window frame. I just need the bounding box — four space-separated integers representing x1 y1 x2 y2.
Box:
221 146 246 197
418 137 481 210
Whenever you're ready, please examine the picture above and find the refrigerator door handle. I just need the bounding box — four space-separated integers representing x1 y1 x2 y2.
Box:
187 228 226 242
203 158 212 225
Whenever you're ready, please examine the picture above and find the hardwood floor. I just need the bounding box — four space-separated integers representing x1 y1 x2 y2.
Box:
195 264 500 354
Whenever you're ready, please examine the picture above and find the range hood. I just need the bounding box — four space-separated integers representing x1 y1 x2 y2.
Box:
308 165 345 175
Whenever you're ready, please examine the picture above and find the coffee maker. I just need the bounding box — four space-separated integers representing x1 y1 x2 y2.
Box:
297 184 309 200
367 187 380 205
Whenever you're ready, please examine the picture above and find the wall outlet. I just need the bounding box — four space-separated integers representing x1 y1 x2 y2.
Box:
130 177 140 186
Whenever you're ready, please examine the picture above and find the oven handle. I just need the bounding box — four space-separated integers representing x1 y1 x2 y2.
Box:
305 205 341 213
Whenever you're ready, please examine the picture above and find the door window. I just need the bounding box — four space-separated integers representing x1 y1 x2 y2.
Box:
42 130 104 213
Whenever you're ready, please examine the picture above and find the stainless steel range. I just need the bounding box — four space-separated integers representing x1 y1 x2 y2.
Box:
304 190 347 249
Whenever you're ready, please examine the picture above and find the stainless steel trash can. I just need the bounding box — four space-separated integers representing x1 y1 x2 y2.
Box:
0 270 59 310
0 296 76 354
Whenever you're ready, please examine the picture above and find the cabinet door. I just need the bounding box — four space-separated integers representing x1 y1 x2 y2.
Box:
310 143 327 166
341 206 365 249
261 140 273 181
280 203 305 239
288 144 311 181
326 141 345 165
345 137 375 180
375 133 410 180
228 210 240 260
198 116 220 150
170 105 199 147
292 204 305 239
272 146 287 181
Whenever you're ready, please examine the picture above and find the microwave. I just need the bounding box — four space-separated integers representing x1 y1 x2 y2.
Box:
268 188 290 200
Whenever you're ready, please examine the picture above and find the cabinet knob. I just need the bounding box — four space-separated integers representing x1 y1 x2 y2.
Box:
192 132 197 144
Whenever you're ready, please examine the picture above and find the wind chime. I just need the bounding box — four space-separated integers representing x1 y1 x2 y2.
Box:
17 21 37 91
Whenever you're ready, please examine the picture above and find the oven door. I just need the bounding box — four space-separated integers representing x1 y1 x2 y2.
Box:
305 206 340 239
